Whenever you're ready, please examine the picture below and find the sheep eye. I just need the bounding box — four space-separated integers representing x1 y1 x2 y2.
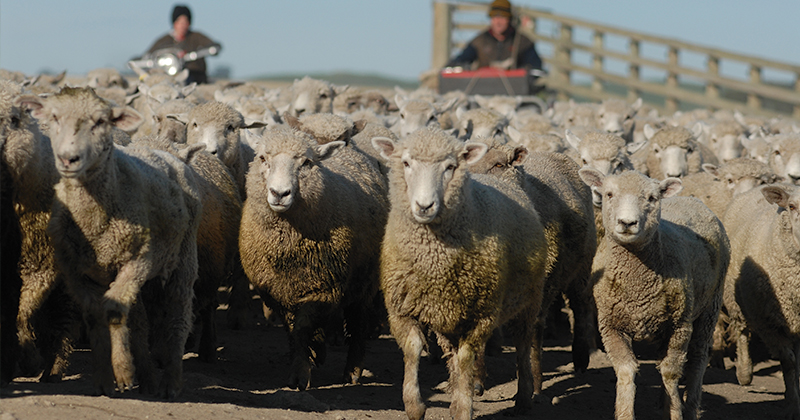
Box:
259 155 266 163
301 158 312 167
648 195 657 203
788 204 797 211
494 163 504 168
320 93 329 99
446 164 456 172
402 160 410 168
227 124 234 132
606 192 613 199
192 122 198 129
581 158 588 165
428 115 437 123
10 115 20 128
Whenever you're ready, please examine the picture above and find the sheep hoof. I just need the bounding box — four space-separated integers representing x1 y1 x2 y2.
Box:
158 379 183 400
404 401 427 420
342 367 362 385
473 382 484 396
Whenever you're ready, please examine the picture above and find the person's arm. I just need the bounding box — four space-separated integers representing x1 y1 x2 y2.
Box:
446 43 478 68
147 34 174 54
519 44 542 70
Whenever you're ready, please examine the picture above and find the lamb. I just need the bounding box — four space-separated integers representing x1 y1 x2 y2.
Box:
468 136 597 398
767 133 800 184
392 93 457 138
3 80 79 382
17 86 202 398
578 168 729 420
372 127 548 420
238 124 388 390
131 135 242 364
637 124 719 179
720 183 800 419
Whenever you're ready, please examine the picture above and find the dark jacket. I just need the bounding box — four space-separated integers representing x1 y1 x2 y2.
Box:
447 26 542 70
147 30 218 84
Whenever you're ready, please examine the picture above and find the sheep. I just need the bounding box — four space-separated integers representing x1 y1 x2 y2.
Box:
17 86 202 398
131 135 242 364
741 129 773 164
578 168 729 420
510 108 555 136
287 76 345 117
468 136 598 398
565 129 637 176
85 67 130 90
638 124 719 179
170 100 264 198
392 93 457 138
372 127 548 420
452 106 508 140
150 98 196 144
506 129 567 154
697 119 747 163
721 183 800 418
768 133 800 184
596 97 642 142
678 158 780 218
238 124 388 390
3 80 79 382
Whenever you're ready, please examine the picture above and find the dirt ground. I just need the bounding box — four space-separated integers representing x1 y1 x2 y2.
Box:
0 298 790 420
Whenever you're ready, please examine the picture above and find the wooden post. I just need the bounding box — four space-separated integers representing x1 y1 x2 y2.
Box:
432 2 453 70
706 56 719 104
795 73 800 119
665 46 679 113
747 65 762 111
556 23 573 101
592 31 604 93
628 38 641 103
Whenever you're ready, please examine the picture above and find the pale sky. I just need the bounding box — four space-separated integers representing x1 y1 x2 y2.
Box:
2 0 798 83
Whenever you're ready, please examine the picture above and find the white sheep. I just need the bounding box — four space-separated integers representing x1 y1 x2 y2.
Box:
720 183 800 419
239 124 388 390
578 168 729 420
452 106 508 140
287 76 345 117
372 127 548 420
768 133 800 184
17 86 202 399
596 97 642 142
392 93 457 138
637 124 720 179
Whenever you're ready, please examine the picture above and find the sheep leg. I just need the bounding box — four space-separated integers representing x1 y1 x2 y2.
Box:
567 281 595 374
128 299 156 395
709 314 728 369
602 329 638 420
658 324 692 420
734 328 753 386
342 303 367 385
389 315 426 420
772 340 800 420
510 308 537 413
84 305 116 396
197 296 218 363
449 339 477 420
530 315 546 397
156 247 197 400
285 307 318 391
16 271 57 376
682 309 717 420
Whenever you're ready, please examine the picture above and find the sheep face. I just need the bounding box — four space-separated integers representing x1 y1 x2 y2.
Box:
762 184 800 247
652 142 692 178
580 169 682 247
565 130 631 176
454 108 507 140
373 130 486 224
709 133 743 163
395 98 439 138
184 102 245 168
288 77 335 116
253 128 343 213
16 87 142 179
1 82 37 173
769 135 800 184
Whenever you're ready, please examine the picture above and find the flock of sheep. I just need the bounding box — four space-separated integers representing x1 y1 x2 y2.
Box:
1 66 799 420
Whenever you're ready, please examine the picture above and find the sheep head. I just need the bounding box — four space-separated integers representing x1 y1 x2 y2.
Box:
16 86 142 180
579 168 682 248
566 129 631 176
254 126 343 213
762 184 800 247
373 127 486 224
768 134 800 185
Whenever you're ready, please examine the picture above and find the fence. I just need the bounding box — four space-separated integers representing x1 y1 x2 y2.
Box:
432 1 800 118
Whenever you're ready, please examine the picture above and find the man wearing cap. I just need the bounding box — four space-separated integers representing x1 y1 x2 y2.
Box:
146 4 221 84
446 0 542 71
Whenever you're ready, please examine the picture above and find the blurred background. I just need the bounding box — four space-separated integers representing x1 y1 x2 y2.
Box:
2 0 798 86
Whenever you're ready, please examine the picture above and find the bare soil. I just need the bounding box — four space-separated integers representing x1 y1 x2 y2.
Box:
0 300 789 420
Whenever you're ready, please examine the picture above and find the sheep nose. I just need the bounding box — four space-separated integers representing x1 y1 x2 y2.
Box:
789 174 800 184
416 201 434 213
60 154 80 168
270 188 290 199
617 219 638 231
294 108 306 116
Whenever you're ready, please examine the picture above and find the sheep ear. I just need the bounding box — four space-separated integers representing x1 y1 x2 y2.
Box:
659 178 683 198
166 112 189 125
455 106 466 122
473 94 489 109
701 163 720 178
177 143 206 162
626 139 649 154
111 106 144 132
565 129 582 150
578 167 604 189
243 119 267 129
762 185 790 208
631 97 643 112
124 91 141 105
461 142 488 165
15 95 47 120
174 69 189 83
437 97 458 114
511 145 529 166
214 90 226 102
643 124 656 141
372 136 396 160
316 140 345 161
393 94 408 110
353 119 368 135
283 113 301 130
505 125 522 143
181 82 197 97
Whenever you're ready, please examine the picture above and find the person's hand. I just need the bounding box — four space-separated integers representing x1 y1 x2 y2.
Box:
177 50 186 59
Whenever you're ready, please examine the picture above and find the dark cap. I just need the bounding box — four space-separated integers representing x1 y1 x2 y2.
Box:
172 5 191 24
488 0 512 18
